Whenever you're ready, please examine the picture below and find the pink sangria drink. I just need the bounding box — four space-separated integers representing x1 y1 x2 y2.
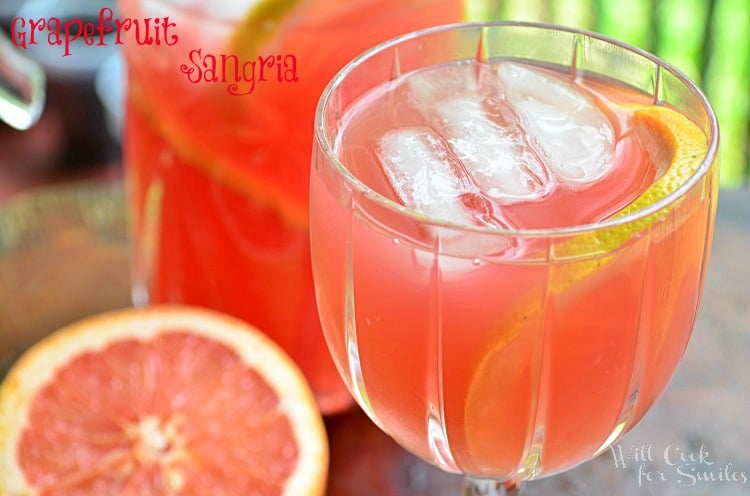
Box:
117 0 464 414
311 23 719 490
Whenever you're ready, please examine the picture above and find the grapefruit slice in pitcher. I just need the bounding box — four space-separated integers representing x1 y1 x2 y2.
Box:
0 306 328 495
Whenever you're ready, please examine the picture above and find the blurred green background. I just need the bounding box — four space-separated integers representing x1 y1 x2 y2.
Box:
469 0 750 188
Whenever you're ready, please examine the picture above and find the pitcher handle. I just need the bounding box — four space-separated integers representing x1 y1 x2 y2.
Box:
0 28 45 130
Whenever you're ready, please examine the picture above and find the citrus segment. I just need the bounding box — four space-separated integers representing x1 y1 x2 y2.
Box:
461 291 543 474
0 306 328 495
463 104 709 467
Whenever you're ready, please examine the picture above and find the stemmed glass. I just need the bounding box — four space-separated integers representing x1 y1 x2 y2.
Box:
310 22 719 494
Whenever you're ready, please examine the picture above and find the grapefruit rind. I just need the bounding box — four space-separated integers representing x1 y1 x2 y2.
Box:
0 305 328 496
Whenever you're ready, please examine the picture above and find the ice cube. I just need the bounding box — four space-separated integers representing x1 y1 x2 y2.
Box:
407 63 553 204
497 63 615 187
405 62 483 105
376 126 475 226
433 97 553 203
376 127 515 259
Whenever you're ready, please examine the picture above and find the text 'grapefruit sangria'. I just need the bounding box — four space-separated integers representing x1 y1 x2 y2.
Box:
310 23 719 494
118 0 465 414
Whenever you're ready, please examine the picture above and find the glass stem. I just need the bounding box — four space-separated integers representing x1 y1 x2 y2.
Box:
462 476 523 496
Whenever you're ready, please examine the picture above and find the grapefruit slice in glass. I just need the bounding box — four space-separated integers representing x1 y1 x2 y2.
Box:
0 305 328 495
462 103 711 472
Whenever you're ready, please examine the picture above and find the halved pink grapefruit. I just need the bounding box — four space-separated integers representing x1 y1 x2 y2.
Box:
0 305 328 495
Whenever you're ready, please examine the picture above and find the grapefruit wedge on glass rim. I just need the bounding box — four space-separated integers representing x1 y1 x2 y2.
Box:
0 305 328 495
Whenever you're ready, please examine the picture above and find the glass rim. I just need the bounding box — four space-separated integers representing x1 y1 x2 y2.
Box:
313 20 720 238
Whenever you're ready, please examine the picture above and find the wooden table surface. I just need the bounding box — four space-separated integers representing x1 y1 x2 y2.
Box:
1 182 748 496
